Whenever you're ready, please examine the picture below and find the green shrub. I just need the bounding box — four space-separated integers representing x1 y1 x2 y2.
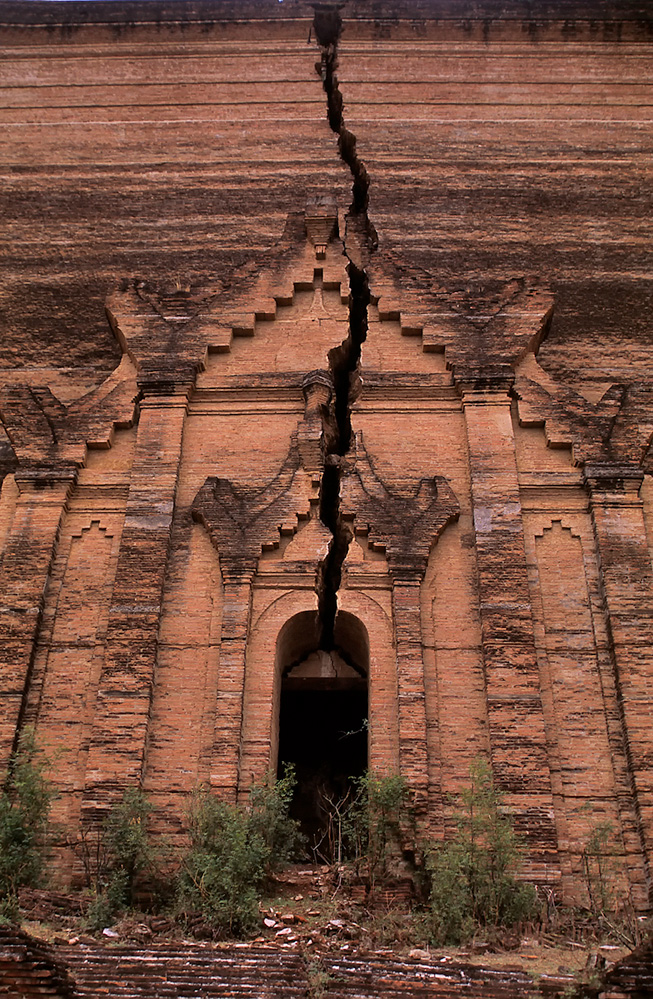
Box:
177 795 268 937
581 820 617 917
84 871 129 932
347 771 412 888
103 787 153 905
177 769 302 938
426 760 537 944
578 820 643 947
82 787 154 930
0 732 52 919
248 764 304 867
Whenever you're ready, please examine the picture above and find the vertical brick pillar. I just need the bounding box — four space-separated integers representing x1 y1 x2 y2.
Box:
391 574 429 816
456 368 557 876
82 382 190 814
210 573 254 801
0 468 75 768
584 463 653 891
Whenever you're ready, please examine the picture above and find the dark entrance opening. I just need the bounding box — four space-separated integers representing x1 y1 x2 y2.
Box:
275 613 369 859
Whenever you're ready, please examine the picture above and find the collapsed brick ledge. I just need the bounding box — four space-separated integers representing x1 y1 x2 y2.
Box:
5 915 653 998
55 937 567 998
0 924 76 998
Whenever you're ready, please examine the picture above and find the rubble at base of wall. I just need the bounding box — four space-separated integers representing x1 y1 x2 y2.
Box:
3 913 653 998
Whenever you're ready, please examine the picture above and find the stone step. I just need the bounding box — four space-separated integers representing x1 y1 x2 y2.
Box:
0 921 581 999
61 944 308 998
58 942 555 999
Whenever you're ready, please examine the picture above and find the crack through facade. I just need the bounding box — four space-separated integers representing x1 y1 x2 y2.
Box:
314 5 376 652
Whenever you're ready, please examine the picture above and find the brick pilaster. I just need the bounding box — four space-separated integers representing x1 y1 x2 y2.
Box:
82 382 190 814
392 574 429 816
210 574 254 801
584 462 653 896
456 368 558 878
0 468 75 768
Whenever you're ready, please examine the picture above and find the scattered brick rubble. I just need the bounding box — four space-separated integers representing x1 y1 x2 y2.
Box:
8 880 653 999
6 877 653 997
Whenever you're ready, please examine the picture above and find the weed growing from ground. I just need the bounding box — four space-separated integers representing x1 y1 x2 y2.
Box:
103 787 153 905
347 771 413 890
248 764 305 866
176 768 302 938
304 956 333 999
82 787 155 931
0 731 52 921
579 819 642 948
425 760 537 944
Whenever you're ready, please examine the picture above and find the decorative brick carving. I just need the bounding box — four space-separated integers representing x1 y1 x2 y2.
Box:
342 434 459 580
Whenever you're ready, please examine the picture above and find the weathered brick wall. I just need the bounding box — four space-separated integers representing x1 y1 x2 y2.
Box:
0 0 652 907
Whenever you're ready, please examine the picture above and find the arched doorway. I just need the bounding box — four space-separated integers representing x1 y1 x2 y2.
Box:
275 611 368 857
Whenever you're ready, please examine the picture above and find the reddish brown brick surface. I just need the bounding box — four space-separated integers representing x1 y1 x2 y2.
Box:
0 0 652 910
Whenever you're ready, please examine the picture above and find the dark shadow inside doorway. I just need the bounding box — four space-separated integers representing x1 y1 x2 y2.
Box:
275 612 369 859
278 685 367 856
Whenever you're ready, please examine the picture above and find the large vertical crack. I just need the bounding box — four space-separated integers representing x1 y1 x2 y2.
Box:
313 4 377 650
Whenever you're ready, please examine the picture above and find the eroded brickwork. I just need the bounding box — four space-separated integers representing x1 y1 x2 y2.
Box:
1 0 652 909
